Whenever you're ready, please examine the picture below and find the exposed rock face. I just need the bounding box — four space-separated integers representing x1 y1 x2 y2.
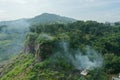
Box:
35 42 54 61
24 44 35 54
24 33 56 61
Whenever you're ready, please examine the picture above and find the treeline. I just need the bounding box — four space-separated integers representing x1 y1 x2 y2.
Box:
29 21 120 54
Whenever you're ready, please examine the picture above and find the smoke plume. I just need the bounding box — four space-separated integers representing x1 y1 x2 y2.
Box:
59 41 103 70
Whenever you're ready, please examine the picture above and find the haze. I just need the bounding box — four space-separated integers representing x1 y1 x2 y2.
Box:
0 0 120 22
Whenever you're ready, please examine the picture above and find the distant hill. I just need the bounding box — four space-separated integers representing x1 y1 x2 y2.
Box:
0 13 76 26
29 13 76 24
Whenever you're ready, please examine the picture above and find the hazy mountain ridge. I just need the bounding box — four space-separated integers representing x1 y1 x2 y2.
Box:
0 13 76 26
0 13 76 62
28 13 76 24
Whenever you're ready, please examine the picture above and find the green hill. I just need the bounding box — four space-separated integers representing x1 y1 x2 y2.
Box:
0 21 120 80
0 13 76 62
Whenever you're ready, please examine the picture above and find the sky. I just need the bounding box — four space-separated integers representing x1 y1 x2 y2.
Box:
0 0 120 22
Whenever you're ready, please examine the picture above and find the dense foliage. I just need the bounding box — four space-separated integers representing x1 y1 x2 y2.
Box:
0 21 120 80
0 25 27 61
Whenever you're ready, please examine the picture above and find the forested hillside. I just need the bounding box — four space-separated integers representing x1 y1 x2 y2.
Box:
0 13 76 62
0 25 28 61
0 21 120 80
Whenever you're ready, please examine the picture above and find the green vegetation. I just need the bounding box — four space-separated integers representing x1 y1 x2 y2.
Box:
0 25 25 61
0 20 120 80
0 13 76 62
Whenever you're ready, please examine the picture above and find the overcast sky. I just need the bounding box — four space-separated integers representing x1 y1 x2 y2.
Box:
0 0 120 22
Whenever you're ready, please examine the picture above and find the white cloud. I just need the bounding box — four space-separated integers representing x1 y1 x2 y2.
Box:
85 0 95 2
0 0 119 22
0 0 27 4
0 10 4 13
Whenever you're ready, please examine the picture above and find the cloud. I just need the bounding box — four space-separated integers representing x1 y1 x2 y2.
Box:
0 10 5 13
0 0 119 22
0 0 27 4
85 0 95 2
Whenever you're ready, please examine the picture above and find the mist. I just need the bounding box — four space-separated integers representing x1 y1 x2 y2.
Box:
0 19 30 61
38 33 54 40
72 47 103 70
58 41 103 70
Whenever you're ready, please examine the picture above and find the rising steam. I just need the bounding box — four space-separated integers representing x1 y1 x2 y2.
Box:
59 41 103 70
